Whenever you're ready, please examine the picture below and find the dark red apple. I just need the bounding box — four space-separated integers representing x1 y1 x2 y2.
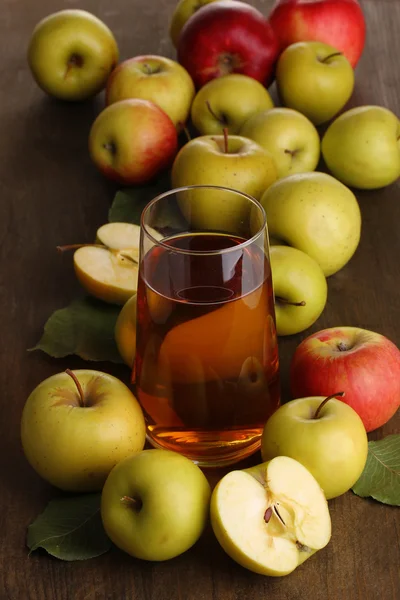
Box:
268 0 366 67
177 0 280 88
290 327 400 432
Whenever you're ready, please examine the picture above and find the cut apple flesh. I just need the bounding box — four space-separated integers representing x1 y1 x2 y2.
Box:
74 246 138 305
210 456 331 576
96 222 163 250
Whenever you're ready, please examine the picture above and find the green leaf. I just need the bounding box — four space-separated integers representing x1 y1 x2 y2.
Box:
27 494 111 561
352 434 400 506
108 172 188 231
30 297 123 364
108 172 171 225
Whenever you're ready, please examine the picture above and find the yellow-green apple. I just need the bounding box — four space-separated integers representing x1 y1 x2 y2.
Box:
260 172 361 276
261 394 368 499
191 74 274 135
115 294 137 367
106 55 195 131
270 246 327 336
210 455 331 576
290 327 400 432
101 449 211 561
20 369 146 492
177 0 279 88
276 41 354 125
322 106 400 189
169 0 221 47
267 0 366 68
27 9 119 101
89 99 178 185
240 107 320 178
171 134 278 230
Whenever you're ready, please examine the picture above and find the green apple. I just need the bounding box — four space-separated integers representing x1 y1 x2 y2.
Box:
261 394 368 499
27 9 119 101
106 55 195 131
211 455 331 576
115 293 137 367
276 41 354 125
171 134 278 231
169 0 220 47
322 105 400 189
240 108 320 179
101 449 211 561
21 369 146 492
260 172 361 276
191 73 274 135
270 245 327 336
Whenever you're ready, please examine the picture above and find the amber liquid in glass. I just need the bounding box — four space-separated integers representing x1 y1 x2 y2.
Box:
133 232 280 466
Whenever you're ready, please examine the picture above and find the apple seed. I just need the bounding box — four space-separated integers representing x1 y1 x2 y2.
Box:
264 507 273 523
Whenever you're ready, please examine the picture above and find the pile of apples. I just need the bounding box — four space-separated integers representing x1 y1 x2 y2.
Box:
28 0 400 339
23 0 400 577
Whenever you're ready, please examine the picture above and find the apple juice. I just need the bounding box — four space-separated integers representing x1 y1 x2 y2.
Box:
133 232 280 466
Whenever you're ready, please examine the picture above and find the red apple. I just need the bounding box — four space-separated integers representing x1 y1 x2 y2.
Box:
88 99 178 185
290 327 400 432
177 0 280 89
268 0 366 68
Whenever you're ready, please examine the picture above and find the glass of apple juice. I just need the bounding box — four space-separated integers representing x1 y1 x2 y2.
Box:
132 185 280 467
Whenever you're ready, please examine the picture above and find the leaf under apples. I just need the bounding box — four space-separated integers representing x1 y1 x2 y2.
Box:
352 435 400 506
108 170 186 231
30 297 123 363
27 494 111 561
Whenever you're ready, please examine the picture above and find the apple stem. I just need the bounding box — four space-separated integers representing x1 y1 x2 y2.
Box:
120 495 142 511
56 243 106 253
222 127 229 154
179 123 192 143
320 52 343 63
65 369 86 407
296 541 311 552
276 297 306 307
337 342 349 351
206 101 227 126
64 54 83 79
314 392 345 419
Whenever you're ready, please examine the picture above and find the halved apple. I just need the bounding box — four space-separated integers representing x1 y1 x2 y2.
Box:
73 222 162 305
96 222 141 251
210 456 331 576
71 222 142 305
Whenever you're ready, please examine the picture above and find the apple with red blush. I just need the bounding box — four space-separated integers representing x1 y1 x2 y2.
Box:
290 327 400 432
267 0 366 68
177 0 280 89
88 99 178 185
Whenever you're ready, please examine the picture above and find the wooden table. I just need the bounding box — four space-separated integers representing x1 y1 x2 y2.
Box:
1 1 399 598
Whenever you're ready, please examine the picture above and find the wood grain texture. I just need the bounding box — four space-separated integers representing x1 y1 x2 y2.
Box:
0 0 399 599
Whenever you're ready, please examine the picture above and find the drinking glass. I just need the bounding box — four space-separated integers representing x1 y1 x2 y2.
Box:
132 185 280 467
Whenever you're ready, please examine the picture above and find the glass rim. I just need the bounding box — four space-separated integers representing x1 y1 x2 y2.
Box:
140 184 267 256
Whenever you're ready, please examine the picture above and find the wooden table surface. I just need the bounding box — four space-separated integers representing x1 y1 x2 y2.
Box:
1 0 399 598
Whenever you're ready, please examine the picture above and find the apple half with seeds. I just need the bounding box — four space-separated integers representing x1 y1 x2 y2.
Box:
210 456 331 576
68 222 162 305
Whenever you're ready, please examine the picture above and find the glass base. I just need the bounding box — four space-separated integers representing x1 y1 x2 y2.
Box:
145 427 262 468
